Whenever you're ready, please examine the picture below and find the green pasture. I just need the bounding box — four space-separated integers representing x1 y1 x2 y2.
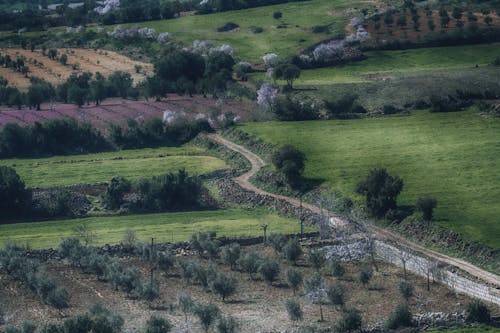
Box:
256 43 500 85
119 0 369 62
0 146 227 187
242 110 500 249
0 208 312 249
430 326 500 333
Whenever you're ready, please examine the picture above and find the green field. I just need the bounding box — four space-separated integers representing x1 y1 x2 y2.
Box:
120 0 369 62
0 146 227 187
254 43 500 85
242 110 500 249
0 208 312 249
430 326 500 333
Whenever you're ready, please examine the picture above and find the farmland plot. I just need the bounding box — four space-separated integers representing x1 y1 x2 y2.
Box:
0 48 153 89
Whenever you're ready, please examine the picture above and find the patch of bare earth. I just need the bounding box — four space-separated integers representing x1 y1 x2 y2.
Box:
0 48 153 90
2 244 496 333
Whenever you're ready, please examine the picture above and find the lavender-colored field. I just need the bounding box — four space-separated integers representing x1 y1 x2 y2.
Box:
0 96 255 128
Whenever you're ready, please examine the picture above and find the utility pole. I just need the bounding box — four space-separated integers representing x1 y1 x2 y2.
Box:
150 237 155 285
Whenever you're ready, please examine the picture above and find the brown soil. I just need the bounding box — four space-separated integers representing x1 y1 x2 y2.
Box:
0 245 488 333
0 48 153 90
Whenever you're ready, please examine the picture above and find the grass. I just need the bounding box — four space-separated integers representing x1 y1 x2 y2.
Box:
255 43 500 85
118 0 370 62
0 146 227 187
429 326 500 333
241 110 500 249
0 208 313 249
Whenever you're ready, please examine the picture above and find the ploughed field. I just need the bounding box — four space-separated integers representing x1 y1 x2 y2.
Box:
0 48 153 89
0 243 484 333
0 146 227 188
0 96 256 128
241 110 500 249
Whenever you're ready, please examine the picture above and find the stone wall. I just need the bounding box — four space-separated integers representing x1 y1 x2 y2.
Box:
374 241 500 306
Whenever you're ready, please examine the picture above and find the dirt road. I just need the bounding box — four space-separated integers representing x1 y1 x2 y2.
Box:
208 133 500 287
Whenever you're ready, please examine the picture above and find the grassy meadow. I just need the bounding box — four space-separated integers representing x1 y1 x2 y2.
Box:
0 208 311 249
254 43 500 85
120 0 370 62
0 146 227 187
242 110 500 249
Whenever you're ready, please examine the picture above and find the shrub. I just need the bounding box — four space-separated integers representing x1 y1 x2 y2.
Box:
102 176 131 210
492 56 500 67
221 243 241 270
336 308 362 332
273 96 320 121
385 303 412 329
272 145 306 189
303 273 323 294
356 168 404 218
416 196 437 221
46 287 70 309
217 22 239 32
217 316 239 333
156 251 175 275
286 267 303 295
251 26 263 33
282 238 302 265
268 233 287 253
210 272 237 302
194 303 220 333
308 249 326 271
466 300 491 323
329 260 345 278
259 257 281 285
285 299 302 322
357 266 373 287
144 316 172 333
327 284 345 309
399 281 414 301
324 94 366 119
237 252 260 279
177 292 194 322
273 11 282 19
0 166 32 219
141 279 160 301
0 305 5 324
382 104 401 115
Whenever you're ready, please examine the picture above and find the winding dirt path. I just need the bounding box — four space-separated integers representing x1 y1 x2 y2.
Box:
208 133 500 288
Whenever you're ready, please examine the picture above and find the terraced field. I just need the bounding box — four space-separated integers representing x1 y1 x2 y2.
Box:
242 109 500 249
0 146 227 187
0 208 308 249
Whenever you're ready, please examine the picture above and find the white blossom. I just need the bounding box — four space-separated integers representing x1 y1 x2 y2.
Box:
157 32 172 44
94 0 120 15
257 83 278 111
262 53 278 67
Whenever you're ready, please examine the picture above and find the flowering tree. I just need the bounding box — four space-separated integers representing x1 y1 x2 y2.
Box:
257 83 278 112
262 53 278 67
94 0 120 15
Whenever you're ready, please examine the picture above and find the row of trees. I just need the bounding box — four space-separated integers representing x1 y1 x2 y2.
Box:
102 169 206 213
0 118 212 159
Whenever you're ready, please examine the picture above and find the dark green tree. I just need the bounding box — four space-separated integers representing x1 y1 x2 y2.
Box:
0 166 31 218
272 145 306 189
356 168 403 217
416 196 437 221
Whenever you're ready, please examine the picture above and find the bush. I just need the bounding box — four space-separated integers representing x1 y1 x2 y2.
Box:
399 281 414 301
237 252 260 279
336 308 362 332
268 233 287 253
324 94 366 119
385 303 412 329
416 196 437 221
251 26 263 33
210 272 237 302
356 168 403 218
466 300 491 323
493 56 500 67
144 316 172 333
307 249 326 271
282 238 302 265
0 166 32 219
217 316 239 333
259 257 281 285
329 260 345 278
217 22 239 32
102 176 131 210
273 11 282 19
285 299 302 322
141 279 160 301
272 145 306 189
327 284 345 309
286 267 303 295
273 96 320 121
357 266 373 287
194 303 220 333
382 104 401 115
221 243 241 270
